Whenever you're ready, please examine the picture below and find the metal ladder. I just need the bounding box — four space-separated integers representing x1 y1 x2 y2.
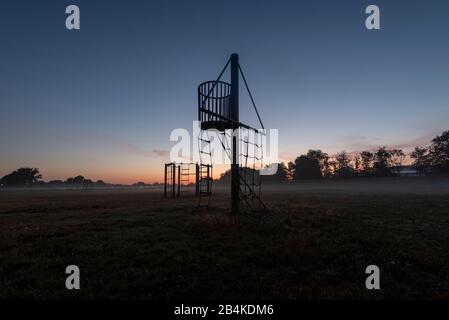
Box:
238 132 266 213
198 130 213 207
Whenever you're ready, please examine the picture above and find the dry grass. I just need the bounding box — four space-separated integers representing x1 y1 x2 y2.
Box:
1 177 449 299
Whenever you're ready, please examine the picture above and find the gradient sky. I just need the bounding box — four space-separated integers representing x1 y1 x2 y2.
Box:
1 0 449 183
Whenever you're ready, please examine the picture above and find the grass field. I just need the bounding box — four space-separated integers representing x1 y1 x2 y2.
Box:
1 177 449 299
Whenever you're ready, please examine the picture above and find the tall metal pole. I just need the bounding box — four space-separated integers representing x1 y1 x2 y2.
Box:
164 164 167 197
195 164 200 196
230 53 240 215
177 165 181 197
172 164 176 198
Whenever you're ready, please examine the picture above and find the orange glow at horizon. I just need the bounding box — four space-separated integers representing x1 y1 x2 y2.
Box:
37 163 231 185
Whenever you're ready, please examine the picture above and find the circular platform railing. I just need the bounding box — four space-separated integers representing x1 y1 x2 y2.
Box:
198 81 232 130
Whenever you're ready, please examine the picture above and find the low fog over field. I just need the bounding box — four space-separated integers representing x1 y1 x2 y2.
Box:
1 176 449 299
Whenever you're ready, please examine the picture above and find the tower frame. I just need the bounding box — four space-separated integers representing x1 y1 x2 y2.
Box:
198 53 266 214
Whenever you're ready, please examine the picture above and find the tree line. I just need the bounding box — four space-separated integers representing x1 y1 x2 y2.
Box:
0 170 106 188
217 130 449 182
282 130 449 181
2 130 448 187
0 170 162 188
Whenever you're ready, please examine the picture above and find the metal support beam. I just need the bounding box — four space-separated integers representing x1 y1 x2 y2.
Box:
230 53 240 215
164 164 167 197
177 165 181 197
195 164 200 196
172 164 176 198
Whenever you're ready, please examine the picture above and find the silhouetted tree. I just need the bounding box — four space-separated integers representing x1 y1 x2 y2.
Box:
322 156 332 177
329 159 337 175
48 180 63 184
287 161 295 180
292 155 322 180
0 168 42 187
306 149 329 175
218 169 232 183
360 151 374 176
410 146 430 175
373 147 393 176
429 130 449 172
82 179 93 191
66 175 86 184
353 154 362 175
335 151 350 169
262 162 289 182
218 164 288 184
334 151 353 178
390 149 405 174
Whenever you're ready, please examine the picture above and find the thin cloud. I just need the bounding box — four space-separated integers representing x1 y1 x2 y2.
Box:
73 134 169 159
152 149 170 157
116 141 153 158
280 130 444 163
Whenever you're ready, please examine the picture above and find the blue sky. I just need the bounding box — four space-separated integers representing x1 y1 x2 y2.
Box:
1 0 448 183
